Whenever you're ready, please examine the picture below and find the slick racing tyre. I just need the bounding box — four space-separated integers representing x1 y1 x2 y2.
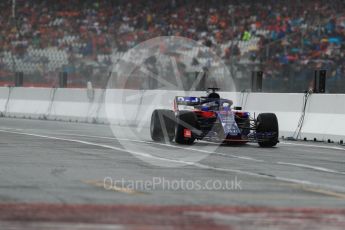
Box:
175 111 197 145
256 113 279 147
150 109 176 142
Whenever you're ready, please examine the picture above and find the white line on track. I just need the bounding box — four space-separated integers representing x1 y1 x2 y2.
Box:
1 128 345 194
277 162 345 175
280 141 345 151
0 127 263 162
2 127 345 175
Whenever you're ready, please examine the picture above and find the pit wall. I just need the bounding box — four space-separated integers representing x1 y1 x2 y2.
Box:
0 87 344 142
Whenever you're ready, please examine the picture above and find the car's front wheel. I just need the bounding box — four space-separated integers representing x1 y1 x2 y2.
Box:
256 113 279 147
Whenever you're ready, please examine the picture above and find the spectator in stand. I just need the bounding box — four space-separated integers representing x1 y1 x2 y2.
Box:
0 0 344 90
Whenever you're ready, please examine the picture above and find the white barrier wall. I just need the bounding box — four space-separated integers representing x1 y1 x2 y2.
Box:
0 87 10 113
231 92 345 141
0 87 344 142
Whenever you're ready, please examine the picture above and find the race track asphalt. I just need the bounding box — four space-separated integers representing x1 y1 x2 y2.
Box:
0 117 344 209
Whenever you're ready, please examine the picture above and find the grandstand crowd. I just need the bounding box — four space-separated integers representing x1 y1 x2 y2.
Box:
0 0 344 91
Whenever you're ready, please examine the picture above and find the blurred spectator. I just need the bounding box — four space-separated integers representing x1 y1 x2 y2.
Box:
0 0 344 90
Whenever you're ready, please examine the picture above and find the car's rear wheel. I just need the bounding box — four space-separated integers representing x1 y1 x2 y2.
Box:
175 111 197 145
256 113 279 147
150 109 176 142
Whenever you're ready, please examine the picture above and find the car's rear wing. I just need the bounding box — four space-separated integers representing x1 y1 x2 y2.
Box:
173 96 201 111
174 96 201 105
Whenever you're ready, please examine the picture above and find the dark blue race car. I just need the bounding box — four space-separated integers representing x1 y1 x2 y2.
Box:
150 88 279 147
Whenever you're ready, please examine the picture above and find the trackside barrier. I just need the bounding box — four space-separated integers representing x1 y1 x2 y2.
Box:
0 87 10 114
0 87 344 142
232 92 345 142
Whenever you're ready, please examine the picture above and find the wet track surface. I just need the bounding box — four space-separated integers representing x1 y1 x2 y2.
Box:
0 118 345 229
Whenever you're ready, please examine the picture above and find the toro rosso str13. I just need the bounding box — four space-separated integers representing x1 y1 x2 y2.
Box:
150 88 279 147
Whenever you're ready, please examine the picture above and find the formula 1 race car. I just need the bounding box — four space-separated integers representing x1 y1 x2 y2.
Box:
150 88 279 147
